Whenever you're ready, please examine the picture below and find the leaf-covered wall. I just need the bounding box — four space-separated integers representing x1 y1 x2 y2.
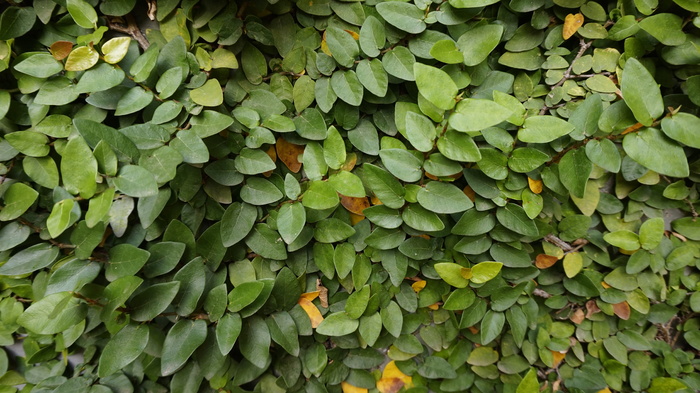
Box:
1 0 699 392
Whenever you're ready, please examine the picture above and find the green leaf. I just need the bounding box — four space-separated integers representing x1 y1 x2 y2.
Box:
382 46 416 81
0 243 58 276
414 63 457 110
14 53 63 78
449 98 513 132
113 165 158 198
362 164 405 209
457 24 504 66
228 281 265 312
235 148 276 175
47 199 75 238
379 149 423 183
324 126 347 170
331 70 363 106
105 243 150 281
435 262 470 288
74 119 140 162
129 281 180 321
241 177 283 205
402 204 444 232
356 59 388 97
67 0 98 28
98 324 149 377
315 218 356 243
516 369 539 393
620 58 664 126
660 112 700 149
496 204 539 237
622 128 689 177
161 319 207 376
115 87 153 116
417 181 473 214
470 261 503 284
190 79 223 107
639 217 664 250
418 356 457 379
405 112 436 153
359 15 384 58
316 312 359 336
267 312 300 356
216 313 242 355
647 378 689 393
518 115 575 143
0 182 38 221
17 291 86 334
302 180 339 210
585 139 621 172
325 27 358 68
278 202 306 244
375 2 426 34
245 224 287 260
639 13 686 46
437 130 481 162
430 39 463 64
76 62 125 93
604 230 641 250
450 0 500 7
559 148 592 198
0 6 36 40
481 310 505 344
345 286 370 319
328 171 365 198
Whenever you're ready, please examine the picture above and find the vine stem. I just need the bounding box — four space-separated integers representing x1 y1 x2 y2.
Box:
540 38 592 115
107 14 150 50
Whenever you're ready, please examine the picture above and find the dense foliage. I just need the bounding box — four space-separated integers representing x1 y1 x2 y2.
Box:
1 0 700 392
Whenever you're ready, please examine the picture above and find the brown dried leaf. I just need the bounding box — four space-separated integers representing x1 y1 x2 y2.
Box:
316 278 329 308
535 254 559 269
276 137 304 173
340 195 370 216
570 308 585 324
612 301 631 320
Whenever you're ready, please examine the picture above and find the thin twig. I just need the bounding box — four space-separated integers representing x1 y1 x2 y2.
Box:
540 38 592 115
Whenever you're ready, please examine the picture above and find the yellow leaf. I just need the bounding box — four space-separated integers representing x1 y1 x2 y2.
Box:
377 361 413 393
101 37 131 64
349 212 365 225
298 297 324 328
411 280 426 293
321 34 332 57
299 291 320 301
427 303 440 310
344 29 360 40
552 350 567 367
563 13 584 40
528 177 543 194
460 267 472 280
64 45 99 71
597 388 612 393
341 382 368 393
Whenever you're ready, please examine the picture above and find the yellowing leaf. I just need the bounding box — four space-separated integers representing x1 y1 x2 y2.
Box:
341 381 368 393
321 36 332 57
378 361 413 393
64 45 99 71
563 13 584 40
298 297 324 328
276 137 304 173
350 212 365 225
460 267 472 280
101 37 131 64
463 186 476 201
427 303 440 310
528 177 543 194
597 388 612 393
411 280 426 293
